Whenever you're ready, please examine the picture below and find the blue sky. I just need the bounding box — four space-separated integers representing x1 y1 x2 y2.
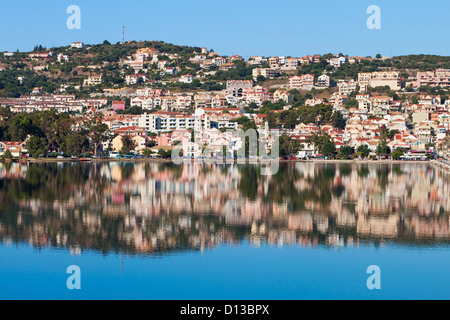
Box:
0 0 448 58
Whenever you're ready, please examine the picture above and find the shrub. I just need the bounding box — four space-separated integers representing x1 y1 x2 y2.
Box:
2 149 12 159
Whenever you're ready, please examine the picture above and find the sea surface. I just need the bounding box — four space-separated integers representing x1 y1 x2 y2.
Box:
0 161 449 299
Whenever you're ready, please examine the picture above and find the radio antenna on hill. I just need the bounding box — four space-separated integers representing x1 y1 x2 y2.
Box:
122 25 125 44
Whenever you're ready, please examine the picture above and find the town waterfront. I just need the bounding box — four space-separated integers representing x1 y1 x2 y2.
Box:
0 161 449 299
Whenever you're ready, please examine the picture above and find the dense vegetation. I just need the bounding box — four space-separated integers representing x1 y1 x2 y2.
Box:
0 109 110 157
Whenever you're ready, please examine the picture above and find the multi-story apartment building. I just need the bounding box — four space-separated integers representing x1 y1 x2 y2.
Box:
243 86 273 105
194 108 242 131
358 72 372 89
338 80 358 95
252 68 279 80
0 95 84 113
131 96 154 110
138 112 195 132
137 108 243 133
358 71 401 91
84 75 102 86
416 69 450 88
329 94 349 112
371 71 401 89
273 90 293 104
269 57 281 69
127 60 145 72
289 74 315 90
356 94 372 112
226 80 253 97
317 74 330 87
284 58 301 69
371 96 392 108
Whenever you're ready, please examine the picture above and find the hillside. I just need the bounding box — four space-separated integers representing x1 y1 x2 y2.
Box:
1 40 450 99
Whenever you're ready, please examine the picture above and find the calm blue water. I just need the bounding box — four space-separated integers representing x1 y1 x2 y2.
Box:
1 241 449 300
0 162 449 299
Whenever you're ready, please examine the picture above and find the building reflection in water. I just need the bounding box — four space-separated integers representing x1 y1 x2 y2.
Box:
0 161 449 256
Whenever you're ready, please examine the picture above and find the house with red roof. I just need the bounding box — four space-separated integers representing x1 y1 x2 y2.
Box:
112 101 126 111
0 141 27 157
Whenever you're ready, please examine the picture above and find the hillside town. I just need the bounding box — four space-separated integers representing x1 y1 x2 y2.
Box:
1 40 450 161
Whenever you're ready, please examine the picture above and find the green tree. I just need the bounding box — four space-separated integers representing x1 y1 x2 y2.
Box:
157 148 172 158
27 135 47 158
256 75 266 83
278 133 303 157
345 99 358 109
284 110 300 129
307 130 332 154
357 144 371 158
320 141 336 158
64 132 89 156
338 145 354 159
86 113 110 156
120 135 135 154
376 125 391 158
142 148 153 158
331 111 346 130
266 112 278 129
376 139 391 158
234 118 259 157
392 147 405 160
8 113 35 141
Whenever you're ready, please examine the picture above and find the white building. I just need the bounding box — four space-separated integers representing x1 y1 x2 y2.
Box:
126 74 148 85
71 42 84 49
317 74 330 87
84 76 102 86
138 112 195 132
179 74 194 83
338 80 358 96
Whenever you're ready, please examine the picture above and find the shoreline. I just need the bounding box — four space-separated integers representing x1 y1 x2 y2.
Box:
1 158 437 165
431 159 450 173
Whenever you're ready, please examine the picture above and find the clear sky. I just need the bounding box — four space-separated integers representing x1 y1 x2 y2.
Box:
0 0 448 58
